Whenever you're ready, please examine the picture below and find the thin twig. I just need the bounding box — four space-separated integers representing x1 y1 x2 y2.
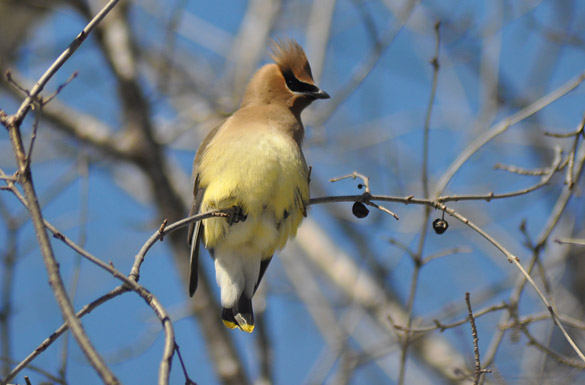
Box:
422 246 473 265
502 311 585 331
330 171 371 193
364 200 399 220
305 0 336 83
4 70 30 96
11 0 121 126
422 20 441 203
434 69 585 197
465 293 489 384
0 207 18 378
1 3 122 381
0 171 184 385
544 112 585 138
3 113 120 385
518 321 585 369
41 71 79 105
174 342 197 385
330 172 399 219
565 125 581 188
129 209 232 282
485 139 585 368
386 237 417 259
2 286 129 384
438 146 563 203
314 0 421 125
555 238 585 246
398 19 442 385
494 162 560 176
24 103 42 171
309 192 585 364
59 154 90 381
0 359 65 385
393 302 508 334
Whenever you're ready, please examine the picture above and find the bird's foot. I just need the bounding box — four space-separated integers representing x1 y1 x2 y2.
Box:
228 206 247 225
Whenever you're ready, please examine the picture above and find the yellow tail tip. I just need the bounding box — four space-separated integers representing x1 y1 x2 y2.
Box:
222 320 238 329
234 313 255 333
239 324 255 333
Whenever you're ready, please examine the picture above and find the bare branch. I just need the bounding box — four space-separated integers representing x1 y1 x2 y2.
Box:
438 146 563 203
3 286 129 384
11 0 121 126
465 292 490 384
434 69 585 197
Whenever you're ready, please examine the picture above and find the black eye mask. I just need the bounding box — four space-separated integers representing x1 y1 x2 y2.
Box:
282 69 320 95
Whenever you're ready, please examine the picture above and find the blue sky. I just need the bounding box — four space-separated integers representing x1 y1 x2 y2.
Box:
2 0 585 384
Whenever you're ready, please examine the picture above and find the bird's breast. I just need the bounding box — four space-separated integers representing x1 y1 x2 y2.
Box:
199 126 309 252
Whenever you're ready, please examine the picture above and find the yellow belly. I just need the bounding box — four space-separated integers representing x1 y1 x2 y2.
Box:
199 129 309 257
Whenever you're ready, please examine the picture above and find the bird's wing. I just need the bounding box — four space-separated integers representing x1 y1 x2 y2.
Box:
187 123 223 297
253 256 273 295
188 174 205 297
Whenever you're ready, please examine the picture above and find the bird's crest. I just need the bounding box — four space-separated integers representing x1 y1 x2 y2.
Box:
271 39 314 83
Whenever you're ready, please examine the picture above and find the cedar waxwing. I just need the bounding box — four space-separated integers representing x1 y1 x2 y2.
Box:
187 40 329 333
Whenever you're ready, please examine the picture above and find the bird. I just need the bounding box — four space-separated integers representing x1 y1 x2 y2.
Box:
187 39 329 333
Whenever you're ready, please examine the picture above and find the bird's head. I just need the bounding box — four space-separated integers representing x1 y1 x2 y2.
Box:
241 39 329 116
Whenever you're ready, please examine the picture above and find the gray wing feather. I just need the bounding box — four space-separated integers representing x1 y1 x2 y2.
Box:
188 174 205 296
187 123 223 297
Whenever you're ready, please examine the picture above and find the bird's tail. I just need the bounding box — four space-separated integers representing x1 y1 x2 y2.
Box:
222 293 254 333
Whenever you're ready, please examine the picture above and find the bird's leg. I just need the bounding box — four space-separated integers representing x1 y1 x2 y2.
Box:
228 205 247 225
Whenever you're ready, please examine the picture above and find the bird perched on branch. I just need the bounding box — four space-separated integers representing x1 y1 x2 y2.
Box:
187 40 329 332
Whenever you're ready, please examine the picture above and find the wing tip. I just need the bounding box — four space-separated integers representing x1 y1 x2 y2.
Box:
188 278 198 297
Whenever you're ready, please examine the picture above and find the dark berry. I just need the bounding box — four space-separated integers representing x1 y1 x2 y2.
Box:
432 218 449 234
352 202 369 218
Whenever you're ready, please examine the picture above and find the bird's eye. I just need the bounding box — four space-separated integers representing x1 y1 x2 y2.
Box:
282 69 320 95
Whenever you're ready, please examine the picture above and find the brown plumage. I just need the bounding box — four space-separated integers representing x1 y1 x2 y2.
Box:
271 40 315 83
188 39 329 333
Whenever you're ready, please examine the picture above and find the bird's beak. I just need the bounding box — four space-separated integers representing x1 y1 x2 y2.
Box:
311 88 330 99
